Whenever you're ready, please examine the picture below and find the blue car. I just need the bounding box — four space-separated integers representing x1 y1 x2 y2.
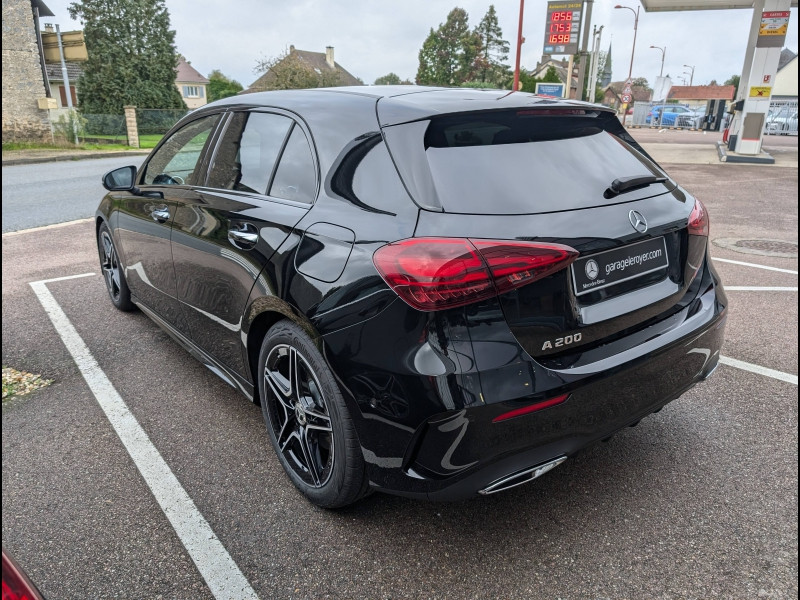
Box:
646 105 703 127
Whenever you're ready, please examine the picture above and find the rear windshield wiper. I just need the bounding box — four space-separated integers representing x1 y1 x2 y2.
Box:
604 175 668 199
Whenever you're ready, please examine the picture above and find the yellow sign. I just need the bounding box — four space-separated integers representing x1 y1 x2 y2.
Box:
759 11 790 36
749 86 772 98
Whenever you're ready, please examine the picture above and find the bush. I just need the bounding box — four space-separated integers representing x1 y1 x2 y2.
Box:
52 110 87 144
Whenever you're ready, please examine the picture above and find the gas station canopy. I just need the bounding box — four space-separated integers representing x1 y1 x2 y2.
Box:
640 0 796 11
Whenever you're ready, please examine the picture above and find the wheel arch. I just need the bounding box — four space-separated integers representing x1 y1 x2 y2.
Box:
244 301 323 404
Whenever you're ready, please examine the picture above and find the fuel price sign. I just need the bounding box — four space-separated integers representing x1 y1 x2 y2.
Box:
543 1 583 55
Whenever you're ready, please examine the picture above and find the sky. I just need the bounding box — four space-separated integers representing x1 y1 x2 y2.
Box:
40 0 798 89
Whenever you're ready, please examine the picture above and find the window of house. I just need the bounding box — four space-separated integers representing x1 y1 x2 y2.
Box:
183 86 204 98
58 85 77 107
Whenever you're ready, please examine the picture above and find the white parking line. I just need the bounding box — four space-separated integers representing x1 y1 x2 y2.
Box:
713 257 798 275
29 275 259 600
719 356 798 386
724 286 798 291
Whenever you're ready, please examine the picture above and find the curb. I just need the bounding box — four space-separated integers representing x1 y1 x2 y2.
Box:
715 141 776 164
2 150 149 166
2 218 94 237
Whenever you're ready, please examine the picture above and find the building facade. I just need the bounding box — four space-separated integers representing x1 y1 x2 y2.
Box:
2 0 55 141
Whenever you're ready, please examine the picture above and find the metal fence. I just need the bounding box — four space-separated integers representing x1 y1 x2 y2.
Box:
136 109 189 136
764 99 798 136
49 108 127 144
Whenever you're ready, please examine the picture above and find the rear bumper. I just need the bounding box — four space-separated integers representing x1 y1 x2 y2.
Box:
323 257 727 502
421 304 724 501
368 279 724 501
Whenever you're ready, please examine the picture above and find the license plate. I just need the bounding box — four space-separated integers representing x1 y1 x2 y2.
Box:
571 237 669 296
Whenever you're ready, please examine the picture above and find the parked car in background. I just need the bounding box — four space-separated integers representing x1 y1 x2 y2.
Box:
96 87 726 507
765 108 798 135
646 104 704 128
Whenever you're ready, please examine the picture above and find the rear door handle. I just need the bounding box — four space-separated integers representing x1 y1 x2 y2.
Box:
150 206 170 223
228 224 259 249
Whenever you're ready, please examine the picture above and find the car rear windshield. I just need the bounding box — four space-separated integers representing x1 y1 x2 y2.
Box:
383 109 673 214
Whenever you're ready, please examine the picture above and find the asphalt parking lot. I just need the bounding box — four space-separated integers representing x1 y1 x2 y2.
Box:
2 161 797 599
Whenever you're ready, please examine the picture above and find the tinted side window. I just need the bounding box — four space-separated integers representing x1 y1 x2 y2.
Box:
269 125 316 203
143 114 219 185
206 112 293 194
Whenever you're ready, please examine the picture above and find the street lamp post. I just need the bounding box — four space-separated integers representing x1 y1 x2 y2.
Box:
683 64 695 86
649 45 665 77
615 4 640 126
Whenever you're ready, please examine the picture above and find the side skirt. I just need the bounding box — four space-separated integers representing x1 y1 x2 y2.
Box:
133 296 255 401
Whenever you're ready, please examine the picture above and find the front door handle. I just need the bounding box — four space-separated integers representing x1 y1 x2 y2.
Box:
228 224 259 249
150 206 170 223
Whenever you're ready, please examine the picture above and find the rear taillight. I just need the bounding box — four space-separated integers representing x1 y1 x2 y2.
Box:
492 394 570 423
2 550 44 600
688 199 709 236
373 238 578 311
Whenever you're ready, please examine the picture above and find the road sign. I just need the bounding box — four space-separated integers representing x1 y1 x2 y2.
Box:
535 82 567 98
542 1 583 56
621 93 632 103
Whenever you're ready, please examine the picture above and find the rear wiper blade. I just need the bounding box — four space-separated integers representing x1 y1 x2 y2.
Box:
604 175 668 199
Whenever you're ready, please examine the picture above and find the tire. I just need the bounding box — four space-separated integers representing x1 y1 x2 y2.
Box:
97 222 135 311
258 320 369 508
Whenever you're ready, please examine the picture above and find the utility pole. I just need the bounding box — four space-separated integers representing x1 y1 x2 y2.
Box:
56 24 80 145
575 0 594 101
513 0 525 91
587 25 604 104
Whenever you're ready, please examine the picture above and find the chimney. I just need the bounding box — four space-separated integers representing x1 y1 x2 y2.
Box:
44 23 54 31
325 46 334 68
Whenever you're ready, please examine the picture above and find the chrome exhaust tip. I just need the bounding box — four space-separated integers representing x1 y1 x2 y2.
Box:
478 456 567 496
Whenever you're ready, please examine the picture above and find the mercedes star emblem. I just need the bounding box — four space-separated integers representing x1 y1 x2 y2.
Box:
629 210 648 233
585 259 599 280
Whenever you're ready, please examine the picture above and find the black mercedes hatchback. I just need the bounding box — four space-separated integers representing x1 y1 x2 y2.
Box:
97 87 727 507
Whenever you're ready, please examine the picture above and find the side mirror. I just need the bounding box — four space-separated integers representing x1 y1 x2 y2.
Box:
102 166 139 192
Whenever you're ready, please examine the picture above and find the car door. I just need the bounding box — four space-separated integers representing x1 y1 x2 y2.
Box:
170 109 315 376
115 113 222 330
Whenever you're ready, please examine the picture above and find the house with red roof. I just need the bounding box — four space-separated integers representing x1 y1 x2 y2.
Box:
666 85 735 112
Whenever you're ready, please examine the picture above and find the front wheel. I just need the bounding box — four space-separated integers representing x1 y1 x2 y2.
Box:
258 321 369 508
97 222 135 311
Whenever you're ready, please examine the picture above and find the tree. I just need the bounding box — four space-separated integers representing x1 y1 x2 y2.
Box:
207 70 243 102
252 49 341 91
632 77 652 91
68 0 185 114
374 73 402 85
416 8 481 86
473 5 510 86
724 74 740 97
518 66 562 94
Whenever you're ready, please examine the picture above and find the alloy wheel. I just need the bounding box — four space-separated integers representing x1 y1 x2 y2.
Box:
100 230 122 302
263 344 334 488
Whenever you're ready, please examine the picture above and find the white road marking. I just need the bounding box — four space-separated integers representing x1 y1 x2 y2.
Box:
2 218 93 237
33 272 97 284
724 286 798 291
713 257 798 275
719 356 798 386
29 274 259 600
